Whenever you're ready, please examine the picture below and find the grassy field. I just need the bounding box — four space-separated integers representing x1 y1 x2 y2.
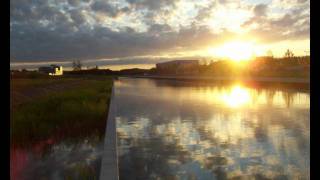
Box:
10 75 113 146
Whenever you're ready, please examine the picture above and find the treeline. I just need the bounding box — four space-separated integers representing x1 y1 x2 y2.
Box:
10 68 151 78
64 68 150 76
152 56 310 78
10 55 310 78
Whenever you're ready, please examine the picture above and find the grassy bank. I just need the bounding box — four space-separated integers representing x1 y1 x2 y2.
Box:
10 76 113 146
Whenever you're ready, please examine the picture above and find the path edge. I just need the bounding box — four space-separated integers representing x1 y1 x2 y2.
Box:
99 79 119 180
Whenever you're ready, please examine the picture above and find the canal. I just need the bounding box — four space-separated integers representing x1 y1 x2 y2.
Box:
115 78 310 180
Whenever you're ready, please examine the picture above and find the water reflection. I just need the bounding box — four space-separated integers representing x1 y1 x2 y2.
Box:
221 85 251 108
115 78 309 180
11 129 105 179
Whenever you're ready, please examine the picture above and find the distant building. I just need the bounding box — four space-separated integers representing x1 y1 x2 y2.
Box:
255 56 274 61
156 60 199 71
38 65 63 76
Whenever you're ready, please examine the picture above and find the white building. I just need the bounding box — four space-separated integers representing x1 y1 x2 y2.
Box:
156 60 199 70
38 65 63 76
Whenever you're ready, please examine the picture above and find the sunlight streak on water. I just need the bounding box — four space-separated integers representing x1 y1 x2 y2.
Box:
115 78 309 180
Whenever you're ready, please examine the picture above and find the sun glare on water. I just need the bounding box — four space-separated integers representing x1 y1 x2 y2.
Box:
208 41 255 62
222 85 251 108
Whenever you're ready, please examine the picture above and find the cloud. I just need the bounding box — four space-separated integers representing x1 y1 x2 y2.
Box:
67 0 82 7
148 23 172 34
195 2 216 21
123 0 181 26
11 18 235 61
242 1 309 43
91 1 130 18
253 4 268 17
69 9 87 25
126 0 179 11
10 0 310 62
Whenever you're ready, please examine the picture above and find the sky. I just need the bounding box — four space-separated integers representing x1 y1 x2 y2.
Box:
10 0 310 68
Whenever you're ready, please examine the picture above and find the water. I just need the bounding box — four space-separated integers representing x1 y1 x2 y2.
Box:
11 126 105 180
115 78 310 180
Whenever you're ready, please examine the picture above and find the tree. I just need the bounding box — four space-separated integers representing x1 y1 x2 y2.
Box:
266 50 273 57
72 60 82 71
284 49 294 58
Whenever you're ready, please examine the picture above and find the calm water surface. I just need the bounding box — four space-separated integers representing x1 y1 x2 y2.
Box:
11 125 105 179
115 78 310 180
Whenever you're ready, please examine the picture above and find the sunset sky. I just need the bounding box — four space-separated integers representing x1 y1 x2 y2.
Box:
10 0 310 67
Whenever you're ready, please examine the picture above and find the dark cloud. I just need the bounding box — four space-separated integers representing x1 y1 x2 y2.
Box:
11 18 233 61
69 9 87 25
67 0 80 6
253 4 268 17
126 0 179 11
195 2 216 21
10 0 230 61
297 0 308 3
242 2 309 43
244 15 309 43
218 0 228 4
125 0 180 24
148 24 172 34
91 1 129 18
271 14 296 27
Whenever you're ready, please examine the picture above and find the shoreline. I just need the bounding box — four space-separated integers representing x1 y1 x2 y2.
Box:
99 83 119 180
127 75 310 84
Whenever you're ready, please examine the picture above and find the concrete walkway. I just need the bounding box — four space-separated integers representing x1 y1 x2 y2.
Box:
99 84 119 180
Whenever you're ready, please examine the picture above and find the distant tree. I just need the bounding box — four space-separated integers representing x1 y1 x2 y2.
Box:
266 50 273 57
72 60 82 71
284 49 294 58
200 59 209 65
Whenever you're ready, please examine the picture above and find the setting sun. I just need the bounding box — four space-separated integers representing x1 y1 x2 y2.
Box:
208 41 255 62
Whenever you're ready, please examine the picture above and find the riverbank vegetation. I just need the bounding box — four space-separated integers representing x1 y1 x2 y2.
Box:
10 75 113 146
11 55 310 79
154 56 310 78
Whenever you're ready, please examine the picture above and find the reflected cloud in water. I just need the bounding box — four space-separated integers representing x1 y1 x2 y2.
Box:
11 133 105 180
115 78 309 180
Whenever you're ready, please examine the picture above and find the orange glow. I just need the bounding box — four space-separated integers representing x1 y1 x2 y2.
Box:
208 41 255 62
222 85 251 108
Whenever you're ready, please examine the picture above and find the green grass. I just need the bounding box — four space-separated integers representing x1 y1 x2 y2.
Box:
11 76 113 146
64 162 98 180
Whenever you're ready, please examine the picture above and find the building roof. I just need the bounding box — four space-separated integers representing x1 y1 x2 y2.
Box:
39 64 62 72
156 60 198 65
